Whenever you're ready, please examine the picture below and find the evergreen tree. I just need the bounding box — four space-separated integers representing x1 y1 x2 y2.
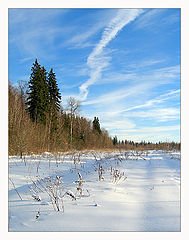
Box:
113 136 118 145
41 66 50 114
92 117 101 134
48 68 61 112
27 59 49 124
48 68 61 131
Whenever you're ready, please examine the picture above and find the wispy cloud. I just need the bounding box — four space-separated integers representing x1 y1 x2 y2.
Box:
11 26 67 59
114 125 180 134
65 9 118 49
109 124 180 143
66 23 104 49
79 9 143 101
19 57 34 63
9 9 68 25
82 67 180 107
9 9 69 59
98 72 137 84
102 119 136 130
9 9 180 143
133 9 165 30
78 60 180 92
82 81 150 106
82 88 180 140
127 59 164 70
118 89 180 113
133 8 180 35
124 108 180 122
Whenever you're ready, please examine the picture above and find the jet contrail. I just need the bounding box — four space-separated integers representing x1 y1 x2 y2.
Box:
79 9 143 100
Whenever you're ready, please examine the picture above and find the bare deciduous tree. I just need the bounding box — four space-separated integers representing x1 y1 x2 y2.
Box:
66 97 81 147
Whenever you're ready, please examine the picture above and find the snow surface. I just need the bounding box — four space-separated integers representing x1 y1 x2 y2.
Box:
8 150 180 232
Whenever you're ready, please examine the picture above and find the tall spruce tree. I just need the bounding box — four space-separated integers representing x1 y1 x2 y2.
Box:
48 68 61 113
27 59 49 124
93 117 101 134
113 136 118 145
47 68 61 131
41 66 50 114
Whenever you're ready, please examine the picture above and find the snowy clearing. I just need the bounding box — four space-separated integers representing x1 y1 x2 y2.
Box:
8 150 180 231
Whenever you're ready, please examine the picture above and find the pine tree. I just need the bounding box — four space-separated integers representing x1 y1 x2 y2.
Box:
113 136 118 145
93 117 101 134
41 66 50 115
27 59 49 124
47 68 61 132
48 68 61 113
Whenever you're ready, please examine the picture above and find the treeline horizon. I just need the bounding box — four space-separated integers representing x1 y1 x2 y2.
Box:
112 136 180 151
8 59 180 156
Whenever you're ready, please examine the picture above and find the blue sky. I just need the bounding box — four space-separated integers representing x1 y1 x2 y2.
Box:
9 8 180 143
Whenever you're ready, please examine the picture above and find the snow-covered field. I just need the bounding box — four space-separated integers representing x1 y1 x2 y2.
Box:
8 150 180 232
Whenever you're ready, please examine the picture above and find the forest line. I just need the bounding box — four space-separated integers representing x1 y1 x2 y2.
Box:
8 59 180 155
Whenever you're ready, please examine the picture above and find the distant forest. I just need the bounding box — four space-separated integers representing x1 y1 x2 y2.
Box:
8 59 180 155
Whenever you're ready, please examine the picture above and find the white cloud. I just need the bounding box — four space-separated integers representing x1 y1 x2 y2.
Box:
87 9 143 63
134 9 165 30
109 121 180 142
152 65 180 78
9 9 70 59
81 69 180 107
92 63 180 87
9 9 67 25
127 59 164 70
65 9 118 49
79 63 180 107
119 89 180 113
81 88 180 143
124 108 180 122
82 81 150 106
11 26 67 59
79 9 143 101
114 125 180 133
66 23 105 49
133 9 180 35
19 57 33 63
109 125 180 143
102 119 136 130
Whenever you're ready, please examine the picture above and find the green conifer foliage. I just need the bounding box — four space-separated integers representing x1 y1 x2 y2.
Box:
48 68 61 112
48 68 61 132
93 117 101 134
27 59 49 124
113 136 118 145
